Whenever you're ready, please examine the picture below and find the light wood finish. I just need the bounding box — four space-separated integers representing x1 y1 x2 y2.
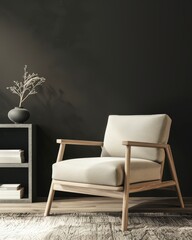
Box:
44 181 55 216
57 139 103 146
44 139 184 232
44 141 67 215
0 197 190 214
160 155 165 179
129 180 176 193
165 145 185 208
56 143 66 162
122 141 167 148
53 180 123 191
122 145 131 231
54 183 123 199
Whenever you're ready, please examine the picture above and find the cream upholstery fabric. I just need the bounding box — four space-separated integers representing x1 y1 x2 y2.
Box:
101 114 171 163
52 157 161 186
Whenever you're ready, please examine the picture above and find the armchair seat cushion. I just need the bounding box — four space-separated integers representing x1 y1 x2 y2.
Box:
52 157 161 186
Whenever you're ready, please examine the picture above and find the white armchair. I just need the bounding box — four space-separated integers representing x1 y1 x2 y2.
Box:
44 114 184 231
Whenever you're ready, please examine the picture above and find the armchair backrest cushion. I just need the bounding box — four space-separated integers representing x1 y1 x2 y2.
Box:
101 114 172 162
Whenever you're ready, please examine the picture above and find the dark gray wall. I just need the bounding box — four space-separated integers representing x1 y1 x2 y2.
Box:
0 0 192 197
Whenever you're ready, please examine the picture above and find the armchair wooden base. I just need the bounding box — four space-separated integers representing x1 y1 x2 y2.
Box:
44 139 184 232
44 179 183 230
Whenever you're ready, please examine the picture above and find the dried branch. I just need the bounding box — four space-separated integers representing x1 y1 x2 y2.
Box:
7 65 46 107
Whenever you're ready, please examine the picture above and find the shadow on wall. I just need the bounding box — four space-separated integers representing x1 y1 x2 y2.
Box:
29 85 100 197
30 85 85 138
0 91 14 123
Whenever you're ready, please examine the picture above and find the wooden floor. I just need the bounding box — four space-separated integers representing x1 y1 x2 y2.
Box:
0 197 191 214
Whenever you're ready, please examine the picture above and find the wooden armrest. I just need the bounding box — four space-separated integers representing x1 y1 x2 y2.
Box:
122 141 167 149
57 139 103 146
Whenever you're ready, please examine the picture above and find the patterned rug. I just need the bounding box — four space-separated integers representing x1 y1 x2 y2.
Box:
0 212 192 240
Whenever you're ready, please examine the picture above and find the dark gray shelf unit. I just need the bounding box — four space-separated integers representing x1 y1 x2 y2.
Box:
0 124 35 203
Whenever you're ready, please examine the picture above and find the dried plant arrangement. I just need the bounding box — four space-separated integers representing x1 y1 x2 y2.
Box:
7 65 46 107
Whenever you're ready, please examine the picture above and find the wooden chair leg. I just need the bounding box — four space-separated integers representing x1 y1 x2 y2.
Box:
44 181 55 216
122 145 131 231
122 192 129 231
175 181 185 208
166 145 185 208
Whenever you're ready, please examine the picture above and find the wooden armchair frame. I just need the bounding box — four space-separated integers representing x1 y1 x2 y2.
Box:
44 139 184 231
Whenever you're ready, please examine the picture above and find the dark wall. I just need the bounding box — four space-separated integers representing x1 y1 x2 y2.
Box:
0 0 192 197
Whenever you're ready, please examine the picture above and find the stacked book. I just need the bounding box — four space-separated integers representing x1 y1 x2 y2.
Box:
0 150 25 163
0 184 24 199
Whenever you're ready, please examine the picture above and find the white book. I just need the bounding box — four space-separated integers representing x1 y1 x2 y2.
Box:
0 184 21 190
0 153 25 163
0 157 24 163
0 150 24 156
0 188 24 199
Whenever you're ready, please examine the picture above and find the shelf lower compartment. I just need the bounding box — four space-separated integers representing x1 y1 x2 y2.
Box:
0 124 34 203
0 168 29 200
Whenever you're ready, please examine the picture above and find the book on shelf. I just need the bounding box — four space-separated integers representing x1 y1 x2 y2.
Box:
0 149 25 163
0 187 24 199
0 150 24 156
0 184 21 190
